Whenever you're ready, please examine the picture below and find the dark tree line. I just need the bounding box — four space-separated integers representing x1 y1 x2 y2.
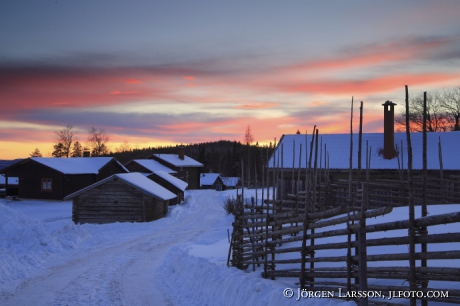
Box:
110 140 275 185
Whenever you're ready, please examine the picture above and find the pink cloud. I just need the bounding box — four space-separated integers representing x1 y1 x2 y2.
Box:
232 102 279 109
282 73 460 96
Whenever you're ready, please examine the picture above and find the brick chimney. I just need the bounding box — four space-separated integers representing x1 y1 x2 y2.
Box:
178 146 185 160
382 100 397 159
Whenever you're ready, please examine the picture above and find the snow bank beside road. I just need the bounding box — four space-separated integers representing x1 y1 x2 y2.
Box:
0 202 91 292
160 245 355 306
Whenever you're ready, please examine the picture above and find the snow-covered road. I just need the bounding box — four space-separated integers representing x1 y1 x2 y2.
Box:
0 191 226 305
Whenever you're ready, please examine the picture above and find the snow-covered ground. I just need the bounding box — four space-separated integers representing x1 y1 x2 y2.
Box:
0 189 459 306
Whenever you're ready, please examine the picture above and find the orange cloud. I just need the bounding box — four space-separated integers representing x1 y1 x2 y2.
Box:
308 101 328 106
183 75 195 81
233 102 279 109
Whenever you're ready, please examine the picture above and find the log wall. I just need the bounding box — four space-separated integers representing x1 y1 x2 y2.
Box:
72 179 167 224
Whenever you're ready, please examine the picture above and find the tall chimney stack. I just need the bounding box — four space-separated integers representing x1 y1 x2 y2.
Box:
382 100 397 159
178 146 185 160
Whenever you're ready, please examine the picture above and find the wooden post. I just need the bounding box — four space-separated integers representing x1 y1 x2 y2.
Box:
311 129 319 285
358 101 363 186
358 101 368 306
251 195 256 272
347 97 354 294
438 137 444 203
421 92 428 306
400 140 405 207
292 140 295 194
263 146 269 277
280 143 284 212
405 85 417 306
298 144 302 213
241 158 245 208
271 138 277 277
305 131 309 212
300 126 315 289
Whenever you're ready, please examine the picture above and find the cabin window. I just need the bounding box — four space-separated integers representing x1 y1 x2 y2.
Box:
41 178 52 191
180 167 183 171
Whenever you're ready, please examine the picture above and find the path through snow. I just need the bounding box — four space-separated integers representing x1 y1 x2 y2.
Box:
0 191 224 305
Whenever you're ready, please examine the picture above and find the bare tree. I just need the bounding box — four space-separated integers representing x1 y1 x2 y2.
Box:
87 127 110 156
395 91 449 132
53 125 76 158
441 86 460 131
244 125 254 145
115 140 131 153
30 148 43 157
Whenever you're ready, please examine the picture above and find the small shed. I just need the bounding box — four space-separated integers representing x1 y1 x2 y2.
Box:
147 170 188 205
200 173 224 191
221 177 242 190
64 173 176 224
147 147 203 189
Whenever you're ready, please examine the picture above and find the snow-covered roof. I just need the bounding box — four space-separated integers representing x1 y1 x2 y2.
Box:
151 171 188 191
152 154 203 167
269 132 460 170
0 159 22 171
64 172 176 201
221 177 240 187
200 173 221 186
0 176 18 185
130 159 176 174
30 157 128 174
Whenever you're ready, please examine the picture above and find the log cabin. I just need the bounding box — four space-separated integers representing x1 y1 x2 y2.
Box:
0 157 128 200
200 172 224 191
65 172 176 224
147 147 203 189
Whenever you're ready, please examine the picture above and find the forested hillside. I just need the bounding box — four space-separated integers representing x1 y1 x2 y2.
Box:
110 140 275 186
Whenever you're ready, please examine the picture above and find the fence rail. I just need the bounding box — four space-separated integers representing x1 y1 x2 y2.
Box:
230 194 460 305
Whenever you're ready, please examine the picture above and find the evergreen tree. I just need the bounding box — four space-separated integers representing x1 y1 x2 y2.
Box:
72 141 83 157
30 148 43 157
52 143 65 157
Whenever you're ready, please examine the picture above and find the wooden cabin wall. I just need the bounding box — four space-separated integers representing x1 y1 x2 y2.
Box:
4 161 64 200
183 167 201 190
143 196 168 221
148 174 182 205
97 159 128 180
63 174 96 199
72 179 166 224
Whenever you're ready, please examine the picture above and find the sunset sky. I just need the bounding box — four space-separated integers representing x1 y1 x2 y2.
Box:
1 0 460 159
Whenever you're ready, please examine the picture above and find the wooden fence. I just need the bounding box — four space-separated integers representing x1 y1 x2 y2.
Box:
277 174 460 209
229 189 460 305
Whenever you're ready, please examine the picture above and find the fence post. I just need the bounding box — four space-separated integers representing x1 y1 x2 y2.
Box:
421 91 428 306
405 85 417 306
